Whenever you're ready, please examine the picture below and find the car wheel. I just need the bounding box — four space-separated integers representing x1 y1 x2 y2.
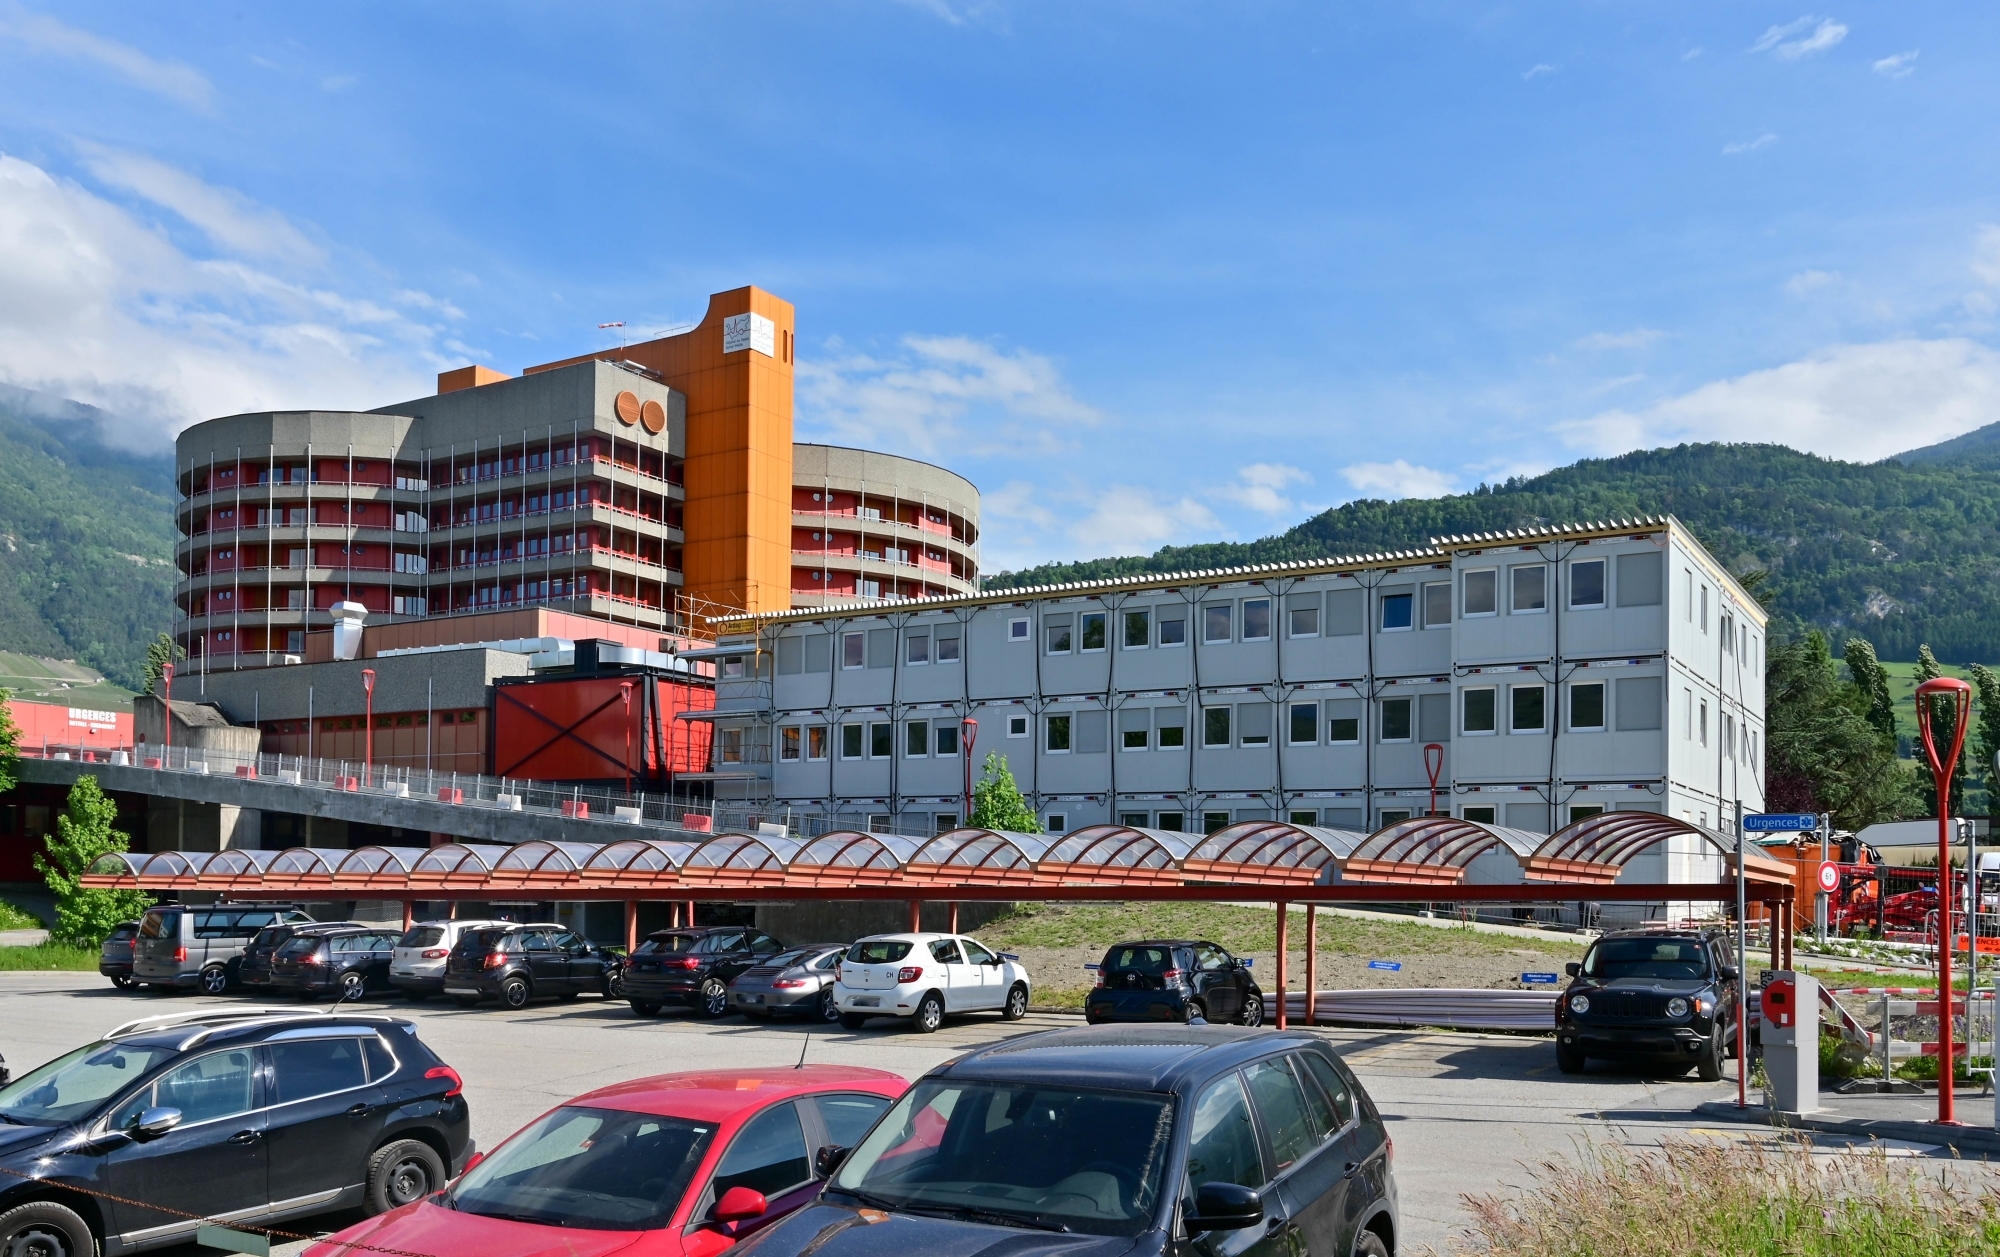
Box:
1181 999 1206 1024
912 991 945 1034
0 1199 96 1257
364 1139 446 1215
840 1012 869 1030
110 975 136 990
1695 1028 1726 1082
340 971 368 1002
199 964 230 996
1353 1226 1391 1257
817 986 841 1023
696 977 730 1018
1238 994 1264 1028
1002 983 1029 1021
500 976 532 1009
1555 1041 1587 1074
606 969 626 999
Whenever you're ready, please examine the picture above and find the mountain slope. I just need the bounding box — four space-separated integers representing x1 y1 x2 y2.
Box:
987 442 2000 665
0 387 177 691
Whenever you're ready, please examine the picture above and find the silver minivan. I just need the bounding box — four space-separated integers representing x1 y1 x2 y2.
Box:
132 903 314 993
389 919 507 999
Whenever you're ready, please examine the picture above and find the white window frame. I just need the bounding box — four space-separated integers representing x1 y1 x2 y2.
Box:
905 719 929 759
1044 813 1067 834
1122 608 1151 650
1079 611 1107 654
1422 582 1451 629
839 723 864 760
869 722 893 760
905 633 930 666
1158 613 1188 648
1510 565 1548 614
841 632 865 669
1007 714 1029 738
1568 558 1607 610
779 726 802 762
1462 568 1498 618
1045 713 1072 754
1568 681 1606 732
1287 701 1320 746
1008 617 1030 642
1203 603 1233 644
1461 686 1497 736
1509 684 1547 734
1378 591 1414 633
806 726 828 761
1241 598 1273 643
1379 696 1413 744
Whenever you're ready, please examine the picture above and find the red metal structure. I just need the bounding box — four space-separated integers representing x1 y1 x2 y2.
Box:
494 674 714 787
1915 674 1971 1126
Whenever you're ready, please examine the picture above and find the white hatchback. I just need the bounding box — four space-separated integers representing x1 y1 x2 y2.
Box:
390 918 507 998
834 932 1031 1033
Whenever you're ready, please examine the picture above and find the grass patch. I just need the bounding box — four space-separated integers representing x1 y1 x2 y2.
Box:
981 901 1587 961
1462 1136 2000 1256
0 940 100 971
0 900 43 930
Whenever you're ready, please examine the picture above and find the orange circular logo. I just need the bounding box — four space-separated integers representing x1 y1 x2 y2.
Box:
614 391 640 425
640 399 666 434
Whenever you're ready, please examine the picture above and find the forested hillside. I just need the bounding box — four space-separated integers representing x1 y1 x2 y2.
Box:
989 435 2000 665
0 387 176 691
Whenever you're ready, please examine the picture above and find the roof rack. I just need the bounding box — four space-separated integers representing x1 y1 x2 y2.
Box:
107 1006 309 1039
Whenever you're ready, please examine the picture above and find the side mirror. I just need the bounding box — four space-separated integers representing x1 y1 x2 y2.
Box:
1720 965 1740 981
815 1144 851 1178
1563 962 1580 978
461 1151 485 1174
715 1186 769 1223
1185 1182 1263 1232
134 1107 183 1139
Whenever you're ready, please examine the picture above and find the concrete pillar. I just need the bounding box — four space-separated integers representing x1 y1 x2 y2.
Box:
670 902 680 929
402 901 413 930
685 898 696 928
909 900 922 933
1275 901 1288 1029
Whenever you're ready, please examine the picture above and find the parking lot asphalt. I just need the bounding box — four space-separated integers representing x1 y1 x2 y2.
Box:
0 972 1962 1255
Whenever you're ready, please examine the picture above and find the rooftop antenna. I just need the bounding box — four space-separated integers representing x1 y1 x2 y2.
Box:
795 1022 812 1069
599 321 626 352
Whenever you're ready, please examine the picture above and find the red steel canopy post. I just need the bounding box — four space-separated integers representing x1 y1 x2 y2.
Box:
1915 676 1971 1126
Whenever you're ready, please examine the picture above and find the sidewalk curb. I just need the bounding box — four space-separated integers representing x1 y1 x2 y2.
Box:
1693 1099 2000 1155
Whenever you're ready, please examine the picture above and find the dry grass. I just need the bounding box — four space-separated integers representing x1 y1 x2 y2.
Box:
1458 1136 2000 1256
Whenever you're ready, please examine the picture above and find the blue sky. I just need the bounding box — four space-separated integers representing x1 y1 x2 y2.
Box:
1 3 1998 571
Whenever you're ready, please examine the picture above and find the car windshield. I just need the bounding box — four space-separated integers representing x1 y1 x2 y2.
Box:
1583 938 1712 981
400 926 445 948
447 1105 715 1230
1104 946 1175 974
831 1080 1174 1236
848 940 913 964
634 934 697 955
0 1042 178 1126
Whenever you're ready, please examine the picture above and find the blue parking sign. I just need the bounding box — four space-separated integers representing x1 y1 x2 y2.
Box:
1367 960 1402 972
1522 972 1559 984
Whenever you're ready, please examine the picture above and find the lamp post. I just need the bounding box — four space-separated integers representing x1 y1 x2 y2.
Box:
361 668 377 787
961 719 979 827
161 660 175 761
1915 675 1971 1125
620 681 635 796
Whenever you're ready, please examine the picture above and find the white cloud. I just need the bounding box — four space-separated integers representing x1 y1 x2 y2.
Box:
1068 485 1219 557
1750 16 1847 60
1682 47 1706 61
0 11 214 110
1558 339 2000 463
1341 460 1455 500
0 153 441 447
1575 328 1664 350
1786 268 1838 295
798 335 1099 460
1723 133 1779 155
1873 50 1919 78
77 143 323 264
1522 64 1556 80
1217 463 1311 515
1972 224 2000 287
980 480 1217 571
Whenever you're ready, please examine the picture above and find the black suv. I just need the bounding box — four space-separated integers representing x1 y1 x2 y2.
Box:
624 926 787 1018
1555 926 1741 1080
1086 940 1266 1027
758 1025 1398 1257
442 923 621 1009
0 1007 473 1257
240 921 360 991
270 927 402 1000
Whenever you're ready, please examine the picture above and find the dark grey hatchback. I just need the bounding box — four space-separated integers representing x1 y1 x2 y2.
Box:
737 1025 1398 1257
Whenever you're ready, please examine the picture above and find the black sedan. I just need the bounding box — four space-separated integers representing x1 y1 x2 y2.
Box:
241 920 360 990
0 1007 472 1257
751 1024 1399 1257
729 944 847 1021
625 926 787 1018
99 922 140 989
1085 939 1266 1027
441 923 621 1009
270 927 401 1000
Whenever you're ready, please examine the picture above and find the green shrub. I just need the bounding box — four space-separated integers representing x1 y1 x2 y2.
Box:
0 899 42 930
33 775 153 946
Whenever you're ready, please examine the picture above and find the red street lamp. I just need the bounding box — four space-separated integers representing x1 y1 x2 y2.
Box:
161 660 175 759
620 680 636 796
960 719 979 827
1915 675 1971 1126
361 668 377 786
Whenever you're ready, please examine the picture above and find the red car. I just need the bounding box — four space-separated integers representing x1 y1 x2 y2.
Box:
306 1066 906 1257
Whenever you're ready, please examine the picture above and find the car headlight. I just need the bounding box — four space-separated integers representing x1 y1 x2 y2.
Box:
1569 994 1590 1014
1665 997 1689 1018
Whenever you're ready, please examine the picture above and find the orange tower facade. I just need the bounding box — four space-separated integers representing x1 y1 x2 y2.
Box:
527 287 797 617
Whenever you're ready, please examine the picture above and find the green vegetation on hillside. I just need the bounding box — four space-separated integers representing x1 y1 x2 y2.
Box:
981 901 1582 962
0 651 138 712
988 441 2000 665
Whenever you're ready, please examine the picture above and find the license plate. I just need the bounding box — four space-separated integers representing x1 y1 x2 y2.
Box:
851 996 880 1008
393 968 415 976
740 994 762 1004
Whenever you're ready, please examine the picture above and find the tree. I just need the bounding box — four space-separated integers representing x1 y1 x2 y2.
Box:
142 632 183 694
33 775 152 946
0 686 17 795
1971 664 2000 811
969 752 1039 833
1842 638 1898 745
1765 632 1917 828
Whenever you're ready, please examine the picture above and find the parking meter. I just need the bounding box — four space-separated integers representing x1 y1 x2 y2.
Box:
1761 971 1818 1114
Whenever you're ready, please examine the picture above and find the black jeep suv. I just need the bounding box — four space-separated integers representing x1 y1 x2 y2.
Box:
1085 939 1266 1026
1554 926 1741 1079
0 1006 472 1257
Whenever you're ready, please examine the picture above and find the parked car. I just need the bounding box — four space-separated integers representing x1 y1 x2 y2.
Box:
303 1065 903 1257
240 921 361 991
0 1006 473 1257
131 903 314 993
625 926 788 1018
1555 926 1741 1080
752 1024 1399 1257
99 921 141 990
271 927 404 1000
389 919 507 1000
442 923 622 1009
1085 939 1266 1027
833 933 1030 1033
729 945 848 1022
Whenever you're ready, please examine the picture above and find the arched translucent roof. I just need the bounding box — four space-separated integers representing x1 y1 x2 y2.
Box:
683 832 803 885
88 851 152 879
1527 812 1711 883
266 848 349 881
199 849 283 884
332 847 427 883
581 839 701 885
1185 822 1366 885
1040 825 1193 883
908 828 1052 884
1346 818 1542 884
491 840 603 884
788 831 918 886
410 844 511 883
